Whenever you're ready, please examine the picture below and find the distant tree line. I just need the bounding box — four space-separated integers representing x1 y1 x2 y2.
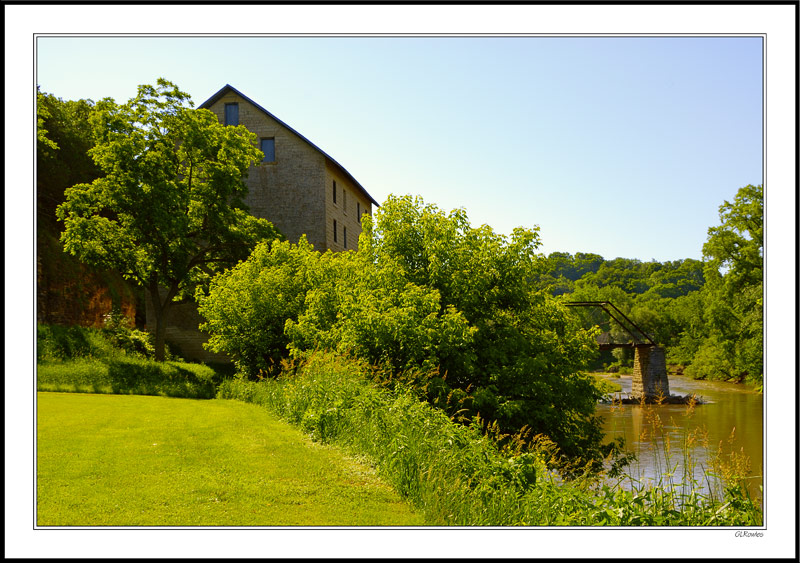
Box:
535 184 763 388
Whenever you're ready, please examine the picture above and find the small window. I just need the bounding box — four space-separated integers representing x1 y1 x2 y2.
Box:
224 103 239 126
333 180 337 204
260 138 275 163
344 226 348 249
343 190 347 214
333 219 337 243
357 202 361 223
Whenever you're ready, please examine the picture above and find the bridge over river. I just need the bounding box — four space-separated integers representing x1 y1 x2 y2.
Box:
564 301 672 401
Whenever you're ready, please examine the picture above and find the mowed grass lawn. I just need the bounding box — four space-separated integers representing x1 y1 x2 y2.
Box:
37 392 423 526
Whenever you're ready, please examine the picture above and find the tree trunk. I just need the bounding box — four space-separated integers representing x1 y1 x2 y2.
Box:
153 304 167 362
148 279 177 362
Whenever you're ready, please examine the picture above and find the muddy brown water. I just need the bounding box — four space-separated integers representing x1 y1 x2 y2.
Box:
596 374 763 501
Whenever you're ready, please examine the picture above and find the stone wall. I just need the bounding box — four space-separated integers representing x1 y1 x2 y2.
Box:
631 345 670 399
145 289 230 364
324 162 372 252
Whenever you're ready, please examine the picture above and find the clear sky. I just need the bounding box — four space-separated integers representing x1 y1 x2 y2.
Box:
35 35 763 263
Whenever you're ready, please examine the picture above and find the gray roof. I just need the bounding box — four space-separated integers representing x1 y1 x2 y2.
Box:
199 84 378 207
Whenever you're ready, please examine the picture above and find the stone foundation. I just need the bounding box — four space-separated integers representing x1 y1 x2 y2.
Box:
631 345 669 399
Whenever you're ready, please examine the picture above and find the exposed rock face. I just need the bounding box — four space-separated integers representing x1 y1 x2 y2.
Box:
37 231 139 328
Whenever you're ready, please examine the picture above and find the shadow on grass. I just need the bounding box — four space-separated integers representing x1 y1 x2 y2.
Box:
38 358 220 399
105 359 219 398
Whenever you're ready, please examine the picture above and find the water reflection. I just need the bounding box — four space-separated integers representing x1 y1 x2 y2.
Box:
597 374 763 501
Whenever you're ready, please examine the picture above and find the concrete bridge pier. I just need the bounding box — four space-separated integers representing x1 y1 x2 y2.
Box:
631 345 669 400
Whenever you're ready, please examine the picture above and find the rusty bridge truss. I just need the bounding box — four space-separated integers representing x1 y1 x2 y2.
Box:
563 301 657 350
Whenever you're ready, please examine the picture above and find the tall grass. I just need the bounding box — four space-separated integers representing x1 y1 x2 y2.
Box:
604 392 762 525
218 351 763 526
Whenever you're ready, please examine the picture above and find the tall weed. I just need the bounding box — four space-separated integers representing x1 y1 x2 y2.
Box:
37 323 116 362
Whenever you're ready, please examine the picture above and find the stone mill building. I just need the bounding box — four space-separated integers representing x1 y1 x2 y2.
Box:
147 84 379 361
199 84 379 252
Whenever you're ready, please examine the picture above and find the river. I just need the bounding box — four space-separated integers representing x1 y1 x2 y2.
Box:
596 373 763 501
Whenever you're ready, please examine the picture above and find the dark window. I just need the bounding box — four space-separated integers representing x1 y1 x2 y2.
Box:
344 227 348 249
343 189 347 214
333 219 337 243
224 103 239 126
260 138 275 162
333 180 337 204
357 202 361 223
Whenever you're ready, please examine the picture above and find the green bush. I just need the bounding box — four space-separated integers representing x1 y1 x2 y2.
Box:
196 238 318 377
284 256 476 381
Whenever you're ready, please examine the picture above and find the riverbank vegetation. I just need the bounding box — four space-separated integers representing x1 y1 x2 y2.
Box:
36 346 762 526
219 352 764 526
198 195 617 476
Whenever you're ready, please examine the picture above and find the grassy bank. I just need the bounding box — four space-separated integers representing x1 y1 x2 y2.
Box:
37 323 220 398
37 392 422 526
218 352 763 526
37 357 218 398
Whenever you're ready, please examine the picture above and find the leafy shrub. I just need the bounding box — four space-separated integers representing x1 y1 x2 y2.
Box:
200 195 608 472
105 327 156 358
284 257 477 381
196 238 318 377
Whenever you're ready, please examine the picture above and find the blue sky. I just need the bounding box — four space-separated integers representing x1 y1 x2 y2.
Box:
36 35 763 262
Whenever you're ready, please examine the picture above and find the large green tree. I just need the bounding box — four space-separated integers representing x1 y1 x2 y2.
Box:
57 79 280 360
689 184 763 384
